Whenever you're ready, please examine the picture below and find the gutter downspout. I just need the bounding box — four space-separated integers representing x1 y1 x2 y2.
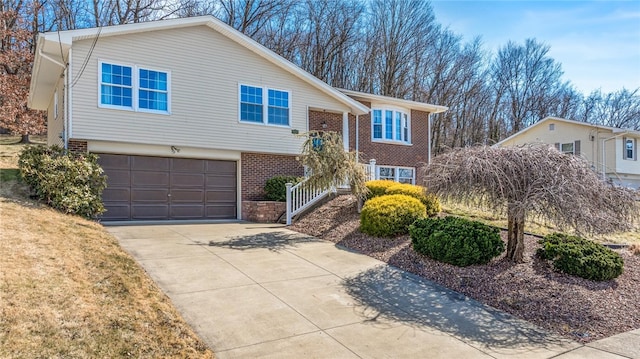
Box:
66 48 73 147
63 52 70 149
355 115 359 153
602 132 628 180
427 113 432 165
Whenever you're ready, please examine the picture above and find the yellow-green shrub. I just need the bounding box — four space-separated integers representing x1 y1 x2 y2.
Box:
385 183 441 216
360 194 426 237
365 180 397 199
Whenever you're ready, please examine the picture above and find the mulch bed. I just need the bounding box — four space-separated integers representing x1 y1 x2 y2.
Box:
290 195 640 343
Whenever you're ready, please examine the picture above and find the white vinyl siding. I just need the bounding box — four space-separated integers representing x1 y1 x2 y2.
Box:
47 80 65 146
70 25 351 155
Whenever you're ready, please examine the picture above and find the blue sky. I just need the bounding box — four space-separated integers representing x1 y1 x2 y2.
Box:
430 0 640 95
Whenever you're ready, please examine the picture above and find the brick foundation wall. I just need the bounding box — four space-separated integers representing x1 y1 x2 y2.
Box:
68 139 88 152
241 152 303 201
242 200 286 222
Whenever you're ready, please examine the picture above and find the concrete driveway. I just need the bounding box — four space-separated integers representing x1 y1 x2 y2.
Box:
107 223 637 359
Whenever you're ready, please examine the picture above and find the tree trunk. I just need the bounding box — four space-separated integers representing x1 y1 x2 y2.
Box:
506 204 525 262
19 134 31 144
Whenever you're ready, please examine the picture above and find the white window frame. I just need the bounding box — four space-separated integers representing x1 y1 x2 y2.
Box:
377 165 416 184
623 137 637 161
371 107 411 145
53 89 58 120
98 60 171 115
238 83 291 127
561 142 574 154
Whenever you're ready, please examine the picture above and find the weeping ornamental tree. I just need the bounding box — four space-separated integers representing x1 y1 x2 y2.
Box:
424 144 638 262
298 131 369 200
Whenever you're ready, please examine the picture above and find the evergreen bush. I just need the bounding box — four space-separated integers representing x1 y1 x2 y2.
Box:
264 175 302 202
537 233 623 281
360 194 426 237
410 216 504 266
19 145 107 219
385 183 441 216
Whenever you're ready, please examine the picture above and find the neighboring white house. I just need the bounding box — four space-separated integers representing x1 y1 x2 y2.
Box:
28 15 447 221
497 117 640 189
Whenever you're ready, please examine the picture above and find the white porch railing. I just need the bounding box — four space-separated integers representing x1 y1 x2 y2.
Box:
285 159 377 225
285 180 335 225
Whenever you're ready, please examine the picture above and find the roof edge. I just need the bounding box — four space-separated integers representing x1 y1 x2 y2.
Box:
32 16 370 115
338 89 448 114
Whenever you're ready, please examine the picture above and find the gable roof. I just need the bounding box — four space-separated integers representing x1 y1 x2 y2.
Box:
28 16 369 115
496 116 640 146
338 89 448 114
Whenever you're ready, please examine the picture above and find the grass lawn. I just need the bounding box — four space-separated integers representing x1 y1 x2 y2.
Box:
0 135 214 358
441 200 640 245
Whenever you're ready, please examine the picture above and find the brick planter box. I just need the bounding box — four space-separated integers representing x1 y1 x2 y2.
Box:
242 201 286 223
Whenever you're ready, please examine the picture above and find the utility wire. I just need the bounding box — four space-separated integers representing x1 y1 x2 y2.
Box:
71 25 102 88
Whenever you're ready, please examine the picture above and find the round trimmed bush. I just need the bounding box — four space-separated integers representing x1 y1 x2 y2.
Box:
360 194 426 237
385 183 441 217
537 233 623 281
410 216 504 267
365 180 397 199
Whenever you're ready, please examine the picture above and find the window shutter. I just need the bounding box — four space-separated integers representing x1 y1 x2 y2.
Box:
554 143 560 151
574 140 580 156
623 137 628 160
635 138 638 161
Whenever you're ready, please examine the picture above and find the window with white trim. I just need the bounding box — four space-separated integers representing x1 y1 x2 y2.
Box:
54 89 58 119
624 137 637 161
138 68 168 111
239 84 290 126
378 166 415 184
99 61 170 114
371 109 410 144
561 142 574 154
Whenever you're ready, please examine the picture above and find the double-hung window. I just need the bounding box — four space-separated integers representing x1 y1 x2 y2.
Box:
99 61 170 114
240 85 263 123
371 108 410 144
239 84 290 126
139 69 168 111
623 137 637 161
100 63 133 109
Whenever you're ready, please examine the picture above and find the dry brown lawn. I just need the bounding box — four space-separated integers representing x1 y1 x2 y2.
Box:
442 200 640 245
0 135 214 358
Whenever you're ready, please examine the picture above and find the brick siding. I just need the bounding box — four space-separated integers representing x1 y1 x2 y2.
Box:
241 152 303 201
242 200 286 222
67 139 88 152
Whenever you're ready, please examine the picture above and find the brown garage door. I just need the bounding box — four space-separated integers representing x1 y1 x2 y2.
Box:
97 154 237 221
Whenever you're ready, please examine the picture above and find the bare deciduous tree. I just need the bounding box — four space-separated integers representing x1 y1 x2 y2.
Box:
581 88 640 130
491 39 565 134
424 144 638 262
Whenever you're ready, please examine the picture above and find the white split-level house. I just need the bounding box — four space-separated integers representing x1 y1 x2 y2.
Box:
497 117 640 190
28 15 447 222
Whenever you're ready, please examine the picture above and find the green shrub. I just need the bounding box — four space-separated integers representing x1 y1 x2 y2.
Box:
537 233 623 281
365 180 397 199
385 183 441 217
18 145 107 219
360 194 426 237
410 216 504 267
264 175 302 202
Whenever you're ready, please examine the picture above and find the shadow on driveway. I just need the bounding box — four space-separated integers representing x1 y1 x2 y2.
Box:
342 265 568 349
208 231 319 252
